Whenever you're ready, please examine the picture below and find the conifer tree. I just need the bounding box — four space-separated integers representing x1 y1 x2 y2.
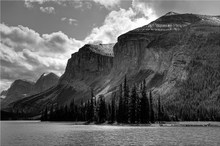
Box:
80 100 85 121
140 80 150 123
64 105 68 121
42 106 48 121
149 90 155 123
136 93 140 123
86 100 91 122
98 95 106 123
158 96 162 122
88 89 95 122
111 93 116 123
130 85 137 123
70 99 74 119
117 84 123 123
123 75 129 123
49 104 54 121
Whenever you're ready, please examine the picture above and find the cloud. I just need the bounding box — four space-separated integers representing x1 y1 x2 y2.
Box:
61 17 67 21
132 0 154 17
68 19 78 25
0 79 12 94
61 17 78 25
24 0 119 9
84 0 157 44
67 1 92 9
0 23 83 90
92 0 121 8
40 6 55 14
24 0 49 8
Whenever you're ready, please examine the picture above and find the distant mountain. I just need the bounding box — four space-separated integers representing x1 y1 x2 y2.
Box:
1 79 34 108
11 12 220 119
1 72 59 109
31 72 59 95
0 90 8 98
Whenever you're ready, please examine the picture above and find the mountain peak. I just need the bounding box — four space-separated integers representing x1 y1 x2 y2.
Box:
164 11 179 16
83 43 114 57
120 12 203 36
40 72 50 78
40 72 58 79
33 72 59 95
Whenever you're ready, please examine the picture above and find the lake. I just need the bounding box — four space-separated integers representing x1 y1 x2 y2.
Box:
1 121 220 146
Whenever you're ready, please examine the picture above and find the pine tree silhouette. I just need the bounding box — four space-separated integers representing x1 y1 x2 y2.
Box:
149 90 154 123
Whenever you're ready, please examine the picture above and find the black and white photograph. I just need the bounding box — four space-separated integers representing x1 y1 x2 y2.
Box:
0 0 220 145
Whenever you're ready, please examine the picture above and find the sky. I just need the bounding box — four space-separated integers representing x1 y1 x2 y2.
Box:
1 0 220 92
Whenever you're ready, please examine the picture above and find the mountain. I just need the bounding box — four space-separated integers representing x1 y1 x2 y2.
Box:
31 72 59 95
10 12 220 118
1 72 59 109
0 80 35 108
0 90 8 98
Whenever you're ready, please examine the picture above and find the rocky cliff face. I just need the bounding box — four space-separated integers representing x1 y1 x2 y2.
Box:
113 13 203 74
59 44 113 86
10 12 220 117
111 13 220 90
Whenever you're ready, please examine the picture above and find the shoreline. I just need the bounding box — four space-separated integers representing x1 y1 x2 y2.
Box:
95 121 220 127
57 121 220 127
1 120 220 127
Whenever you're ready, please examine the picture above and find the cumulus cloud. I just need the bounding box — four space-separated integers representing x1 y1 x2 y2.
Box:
40 6 55 14
24 0 50 8
92 0 120 8
61 17 67 21
61 17 78 25
132 0 154 17
84 0 157 44
0 23 83 90
24 0 119 9
68 18 78 25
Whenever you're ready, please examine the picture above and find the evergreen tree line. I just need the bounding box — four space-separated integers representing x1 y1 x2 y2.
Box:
41 77 168 123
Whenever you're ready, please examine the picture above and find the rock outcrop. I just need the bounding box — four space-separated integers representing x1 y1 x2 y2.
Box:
10 12 220 117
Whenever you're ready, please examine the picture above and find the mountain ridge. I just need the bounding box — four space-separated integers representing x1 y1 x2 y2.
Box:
5 12 220 119
1 72 59 109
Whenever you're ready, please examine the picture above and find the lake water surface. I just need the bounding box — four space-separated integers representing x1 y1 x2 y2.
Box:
1 121 220 146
